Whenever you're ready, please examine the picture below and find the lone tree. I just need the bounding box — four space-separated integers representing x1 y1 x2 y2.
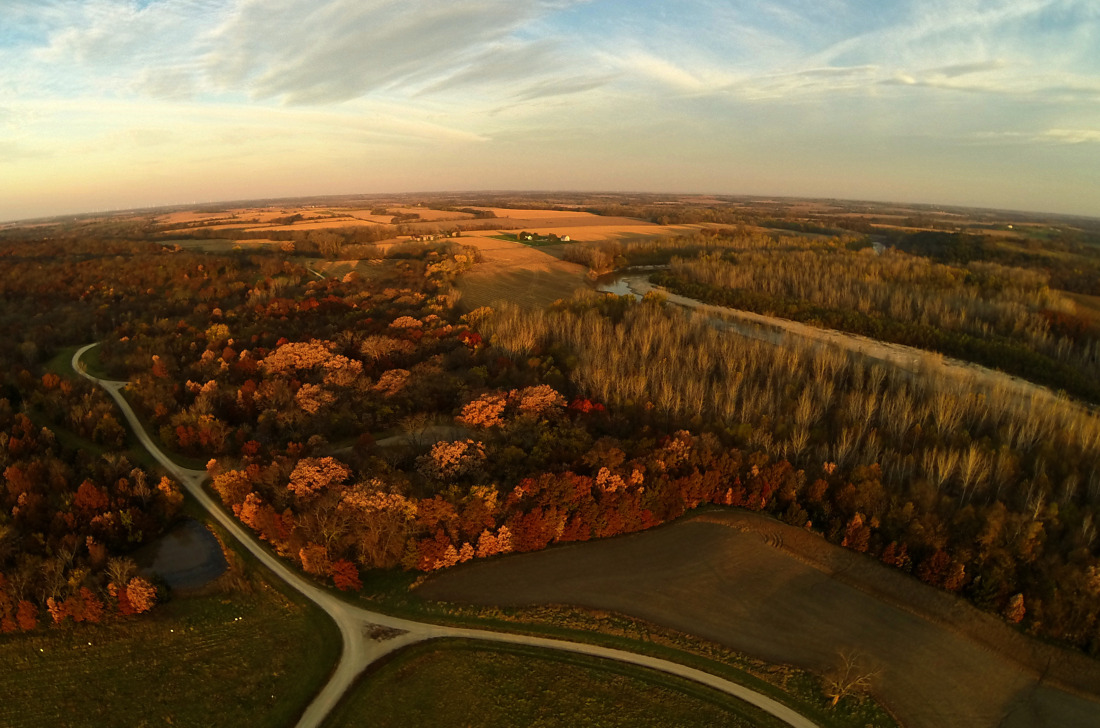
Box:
824 650 880 707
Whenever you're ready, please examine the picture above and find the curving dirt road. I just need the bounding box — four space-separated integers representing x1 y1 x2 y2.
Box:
72 344 820 728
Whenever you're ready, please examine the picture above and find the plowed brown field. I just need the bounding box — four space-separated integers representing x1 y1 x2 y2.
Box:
420 511 1100 728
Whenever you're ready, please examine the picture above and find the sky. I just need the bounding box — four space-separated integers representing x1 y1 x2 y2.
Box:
1 0 1099 221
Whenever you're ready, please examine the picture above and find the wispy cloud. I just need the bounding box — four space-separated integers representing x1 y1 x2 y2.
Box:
928 60 1010 78
1042 128 1100 144
973 128 1100 145
1 0 1098 219
203 0 584 104
417 38 614 103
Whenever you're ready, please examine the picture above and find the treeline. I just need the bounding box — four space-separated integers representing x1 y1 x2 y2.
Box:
0 237 293 374
892 230 1100 296
204 388 798 587
563 229 800 273
482 294 1100 653
656 248 1100 402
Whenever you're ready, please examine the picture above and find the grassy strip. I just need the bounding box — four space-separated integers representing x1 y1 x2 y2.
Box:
324 638 784 728
44 344 109 380
347 570 896 728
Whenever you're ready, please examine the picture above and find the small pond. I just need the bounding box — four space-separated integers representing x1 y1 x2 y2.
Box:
138 518 228 590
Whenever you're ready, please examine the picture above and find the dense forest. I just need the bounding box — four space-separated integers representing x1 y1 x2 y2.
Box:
1 207 1098 659
483 295 1100 653
0 234 204 632
653 245 1100 401
891 230 1100 296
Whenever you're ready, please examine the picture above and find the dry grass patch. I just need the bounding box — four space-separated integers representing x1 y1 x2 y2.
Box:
453 235 588 310
253 218 378 232
1065 291 1100 326
458 269 586 311
343 210 394 224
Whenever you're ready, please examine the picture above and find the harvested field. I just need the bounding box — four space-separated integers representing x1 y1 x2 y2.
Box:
388 206 474 221
471 207 604 219
477 224 691 243
157 238 237 252
232 238 283 247
157 208 303 225
170 221 264 231
474 216 668 234
157 211 230 224
249 218 379 232
420 511 1100 728
453 236 587 311
343 210 393 224
308 258 391 280
458 269 587 311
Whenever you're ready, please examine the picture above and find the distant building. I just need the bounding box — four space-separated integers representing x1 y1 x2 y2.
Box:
561 235 571 242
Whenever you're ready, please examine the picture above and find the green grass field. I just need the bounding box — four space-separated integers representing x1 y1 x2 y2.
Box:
0 572 338 728
324 639 784 728
45 344 108 380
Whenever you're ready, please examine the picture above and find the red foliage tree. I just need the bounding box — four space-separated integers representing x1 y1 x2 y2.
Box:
74 480 111 513
16 600 38 631
331 560 362 591
80 587 105 624
127 577 157 614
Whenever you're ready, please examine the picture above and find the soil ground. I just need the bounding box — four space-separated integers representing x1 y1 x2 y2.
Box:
420 511 1100 728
